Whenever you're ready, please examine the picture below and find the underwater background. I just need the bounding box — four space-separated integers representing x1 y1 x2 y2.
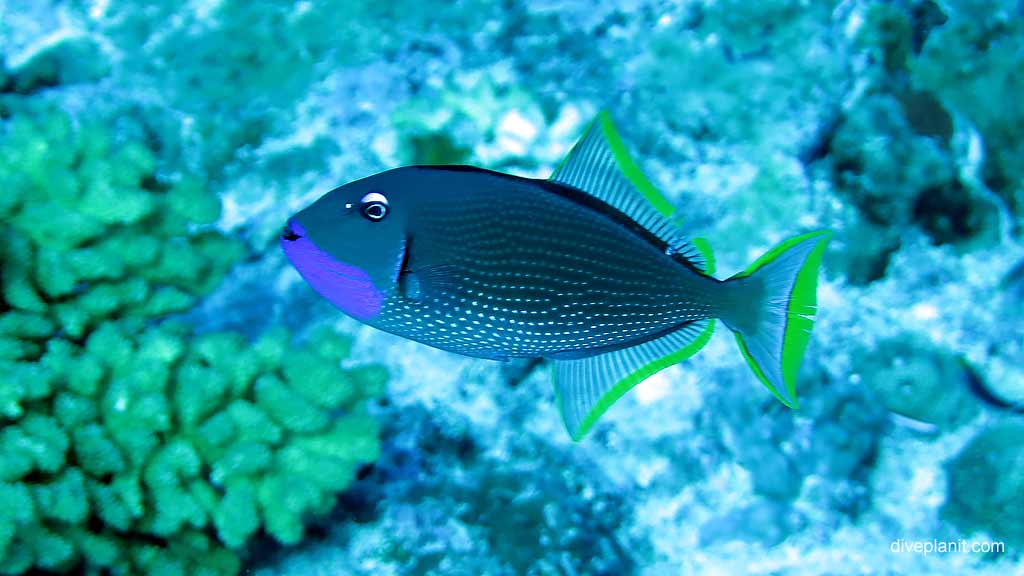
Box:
1 0 1023 574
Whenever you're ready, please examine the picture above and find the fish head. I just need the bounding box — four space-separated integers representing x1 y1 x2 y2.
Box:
281 170 411 321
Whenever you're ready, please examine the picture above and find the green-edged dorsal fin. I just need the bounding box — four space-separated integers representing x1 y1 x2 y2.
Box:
551 111 709 273
553 319 715 441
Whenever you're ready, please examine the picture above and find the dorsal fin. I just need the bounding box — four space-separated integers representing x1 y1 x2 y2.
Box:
551 111 709 273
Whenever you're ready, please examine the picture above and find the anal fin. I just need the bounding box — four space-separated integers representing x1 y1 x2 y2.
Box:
553 319 715 441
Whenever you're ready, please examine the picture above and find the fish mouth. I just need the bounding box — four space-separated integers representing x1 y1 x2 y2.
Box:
281 221 302 242
278 218 384 320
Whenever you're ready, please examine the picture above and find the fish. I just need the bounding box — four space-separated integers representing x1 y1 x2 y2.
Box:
282 112 830 441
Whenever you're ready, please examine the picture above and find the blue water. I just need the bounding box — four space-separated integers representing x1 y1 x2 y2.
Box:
2 1 1022 574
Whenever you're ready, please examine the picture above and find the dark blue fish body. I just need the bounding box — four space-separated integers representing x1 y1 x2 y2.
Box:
379 167 724 360
283 113 830 440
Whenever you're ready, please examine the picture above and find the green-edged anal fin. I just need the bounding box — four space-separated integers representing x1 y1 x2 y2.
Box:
553 319 715 441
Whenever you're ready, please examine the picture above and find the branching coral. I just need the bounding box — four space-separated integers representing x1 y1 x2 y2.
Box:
0 104 245 348
0 321 385 575
0 103 386 575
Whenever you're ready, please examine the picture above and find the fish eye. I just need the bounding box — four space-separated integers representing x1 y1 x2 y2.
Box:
360 192 389 222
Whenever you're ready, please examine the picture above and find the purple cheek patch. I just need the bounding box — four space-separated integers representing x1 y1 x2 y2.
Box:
281 222 384 321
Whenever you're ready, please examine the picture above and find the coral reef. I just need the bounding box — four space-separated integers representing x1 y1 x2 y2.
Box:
99 0 505 178
944 420 1024 549
706 359 888 526
633 0 845 151
254 404 639 575
829 92 997 250
0 320 384 575
911 0 1024 222
389 70 570 172
854 334 980 431
0 104 245 347
220 1 1023 573
817 0 1006 283
4 0 1024 574
0 99 385 574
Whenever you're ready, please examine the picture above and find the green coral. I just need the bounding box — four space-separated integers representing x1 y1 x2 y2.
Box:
0 105 245 345
944 420 1024 548
0 102 385 574
0 321 384 575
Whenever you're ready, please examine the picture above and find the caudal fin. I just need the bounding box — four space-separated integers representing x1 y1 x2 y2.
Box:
721 231 831 408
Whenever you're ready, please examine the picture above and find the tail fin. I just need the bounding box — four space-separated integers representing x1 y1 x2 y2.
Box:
721 231 831 408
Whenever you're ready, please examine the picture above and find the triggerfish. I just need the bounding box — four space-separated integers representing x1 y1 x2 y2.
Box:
282 112 830 440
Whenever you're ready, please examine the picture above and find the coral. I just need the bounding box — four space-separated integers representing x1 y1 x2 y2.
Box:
448 460 633 574
9 1 1022 574
633 0 845 152
854 334 980 431
829 94 995 244
106 0 333 173
852 2 955 144
389 68 569 172
856 3 915 74
944 420 1024 549
790 372 889 520
827 213 902 286
911 0 1024 220
300 405 638 575
78 0 510 251
0 101 386 574
708 361 888 519
0 104 245 346
818 0 1011 283
100 0 505 176
0 320 385 575
829 92 940 227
